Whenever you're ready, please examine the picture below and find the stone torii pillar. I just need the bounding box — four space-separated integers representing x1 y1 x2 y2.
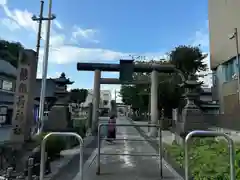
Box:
92 70 101 133
149 70 159 137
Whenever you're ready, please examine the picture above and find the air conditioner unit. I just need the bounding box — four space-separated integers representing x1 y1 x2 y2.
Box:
232 73 238 80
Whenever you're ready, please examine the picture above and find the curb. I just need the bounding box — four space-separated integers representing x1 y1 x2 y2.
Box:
72 144 99 180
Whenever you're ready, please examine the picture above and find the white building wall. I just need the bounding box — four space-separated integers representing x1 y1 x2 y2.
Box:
100 90 111 109
81 89 112 108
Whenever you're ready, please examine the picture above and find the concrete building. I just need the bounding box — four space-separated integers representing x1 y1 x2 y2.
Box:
82 89 112 109
199 87 219 114
100 90 112 109
0 59 17 125
209 0 240 114
0 59 58 126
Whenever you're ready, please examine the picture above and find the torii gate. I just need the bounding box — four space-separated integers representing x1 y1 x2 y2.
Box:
77 60 184 137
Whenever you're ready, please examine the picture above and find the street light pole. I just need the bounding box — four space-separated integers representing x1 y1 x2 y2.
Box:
229 28 240 103
36 0 56 133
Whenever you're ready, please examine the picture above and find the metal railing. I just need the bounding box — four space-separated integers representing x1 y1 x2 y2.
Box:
96 123 163 178
39 132 84 180
184 130 235 180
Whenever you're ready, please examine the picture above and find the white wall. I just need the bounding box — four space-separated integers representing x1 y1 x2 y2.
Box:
100 90 111 109
81 89 112 108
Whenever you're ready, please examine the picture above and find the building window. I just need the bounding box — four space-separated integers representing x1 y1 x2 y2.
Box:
212 70 217 86
224 59 236 82
103 100 109 106
2 80 13 91
0 106 7 125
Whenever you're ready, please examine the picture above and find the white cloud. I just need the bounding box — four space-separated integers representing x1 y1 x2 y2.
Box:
0 18 20 31
0 0 7 6
71 25 99 43
7 9 37 31
37 61 62 79
191 21 212 87
54 20 63 29
0 3 61 41
192 20 209 49
197 55 212 87
192 30 209 48
38 46 130 64
49 34 65 47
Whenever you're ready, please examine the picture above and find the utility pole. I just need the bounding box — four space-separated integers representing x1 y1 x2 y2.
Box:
32 0 44 60
32 0 56 134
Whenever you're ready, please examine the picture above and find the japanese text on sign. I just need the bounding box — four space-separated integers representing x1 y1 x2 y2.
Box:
20 68 28 81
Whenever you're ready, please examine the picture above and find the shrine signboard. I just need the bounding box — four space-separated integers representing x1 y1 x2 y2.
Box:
10 50 37 143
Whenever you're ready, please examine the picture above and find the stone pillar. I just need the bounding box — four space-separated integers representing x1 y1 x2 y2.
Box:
149 70 158 137
10 49 38 143
92 70 101 133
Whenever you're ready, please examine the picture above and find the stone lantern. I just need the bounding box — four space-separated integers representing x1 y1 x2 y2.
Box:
54 72 74 105
42 73 74 132
176 74 204 137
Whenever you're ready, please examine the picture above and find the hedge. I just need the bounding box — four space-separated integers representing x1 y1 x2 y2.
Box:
164 138 240 179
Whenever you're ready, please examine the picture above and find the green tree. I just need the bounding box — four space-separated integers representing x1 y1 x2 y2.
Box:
70 88 88 104
0 39 24 68
169 45 207 78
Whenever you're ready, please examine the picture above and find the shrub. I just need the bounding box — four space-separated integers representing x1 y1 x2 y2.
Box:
164 138 240 179
70 118 87 147
36 132 67 160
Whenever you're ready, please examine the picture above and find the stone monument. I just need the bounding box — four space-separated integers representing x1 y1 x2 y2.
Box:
10 49 38 143
42 73 74 132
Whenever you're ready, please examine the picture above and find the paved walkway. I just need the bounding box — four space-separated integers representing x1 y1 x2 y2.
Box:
74 117 182 180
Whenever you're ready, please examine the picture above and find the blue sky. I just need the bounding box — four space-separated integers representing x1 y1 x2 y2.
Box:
0 0 210 99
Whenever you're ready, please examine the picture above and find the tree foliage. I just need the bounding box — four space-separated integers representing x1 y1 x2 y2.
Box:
0 39 24 68
69 88 88 104
119 45 208 118
169 45 207 77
